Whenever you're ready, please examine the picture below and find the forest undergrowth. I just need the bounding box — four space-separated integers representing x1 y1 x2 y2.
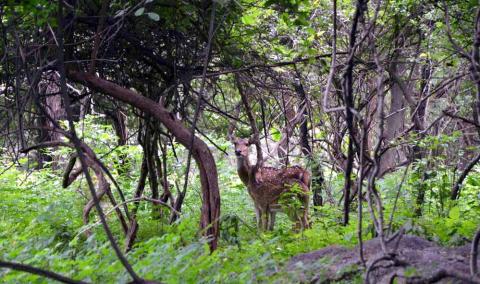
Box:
1 118 479 283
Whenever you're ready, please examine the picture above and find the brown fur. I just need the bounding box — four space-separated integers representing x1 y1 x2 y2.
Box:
233 137 311 230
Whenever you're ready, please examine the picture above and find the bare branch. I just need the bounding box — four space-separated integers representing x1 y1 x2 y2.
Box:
0 261 88 284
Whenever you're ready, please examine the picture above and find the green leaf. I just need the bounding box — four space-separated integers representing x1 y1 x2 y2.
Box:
147 12 160 21
134 7 145 16
419 52 429 59
305 27 315 35
270 127 282 142
241 14 256 25
449 206 460 220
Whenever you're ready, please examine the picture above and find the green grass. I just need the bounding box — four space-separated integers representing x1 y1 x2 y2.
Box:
0 153 479 283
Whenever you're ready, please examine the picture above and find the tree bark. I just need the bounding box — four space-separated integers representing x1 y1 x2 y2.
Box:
67 71 220 250
381 54 406 173
294 72 325 208
37 71 66 168
278 92 295 166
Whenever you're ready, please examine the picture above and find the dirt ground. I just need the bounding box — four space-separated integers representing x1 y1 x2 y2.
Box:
287 234 479 283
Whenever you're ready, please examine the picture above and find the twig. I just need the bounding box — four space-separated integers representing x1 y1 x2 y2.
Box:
78 196 182 236
357 119 367 266
443 110 480 129
107 197 181 217
323 0 343 113
236 74 263 168
179 1 217 225
387 164 410 236
451 152 480 200
56 3 145 282
341 0 367 225
0 260 88 284
194 52 346 79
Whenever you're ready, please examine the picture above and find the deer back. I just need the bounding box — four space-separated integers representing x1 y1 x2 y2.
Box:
248 166 310 208
255 166 311 188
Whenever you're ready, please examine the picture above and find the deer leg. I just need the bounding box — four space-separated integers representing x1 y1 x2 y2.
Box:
296 196 310 230
261 209 269 231
289 208 308 231
304 212 310 229
304 195 311 229
255 207 262 230
303 208 311 229
293 213 302 231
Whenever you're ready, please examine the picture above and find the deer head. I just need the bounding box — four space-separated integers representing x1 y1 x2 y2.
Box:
228 109 310 231
233 137 250 157
232 136 253 185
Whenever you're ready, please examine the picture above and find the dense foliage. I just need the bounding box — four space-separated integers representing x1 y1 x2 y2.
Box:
1 118 479 282
1 0 479 283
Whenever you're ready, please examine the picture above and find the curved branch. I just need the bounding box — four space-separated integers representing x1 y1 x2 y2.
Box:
235 75 263 169
471 227 480 277
20 141 73 153
451 152 480 200
67 70 220 250
0 260 88 284
56 3 143 280
63 155 80 188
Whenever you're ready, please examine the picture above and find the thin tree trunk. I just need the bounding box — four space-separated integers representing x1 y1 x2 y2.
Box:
68 71 221 250
294 69 325 208
381 53 406 173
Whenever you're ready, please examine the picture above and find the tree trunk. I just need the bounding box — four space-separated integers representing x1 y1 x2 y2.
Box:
381 57 406 173
37 71 66 168
106 108 129 174
67 71 220 250
278 92 295 165
294 73 325 208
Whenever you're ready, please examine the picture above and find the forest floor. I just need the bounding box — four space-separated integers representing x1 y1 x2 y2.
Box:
1 147 479 283
288 234 475 283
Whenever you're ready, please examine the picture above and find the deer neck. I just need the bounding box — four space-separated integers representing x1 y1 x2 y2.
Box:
236 154 251 185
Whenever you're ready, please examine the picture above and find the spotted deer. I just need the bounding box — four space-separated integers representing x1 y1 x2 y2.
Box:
232 137 311 231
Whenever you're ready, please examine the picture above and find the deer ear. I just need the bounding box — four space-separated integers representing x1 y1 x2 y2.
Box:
247 136 255 145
